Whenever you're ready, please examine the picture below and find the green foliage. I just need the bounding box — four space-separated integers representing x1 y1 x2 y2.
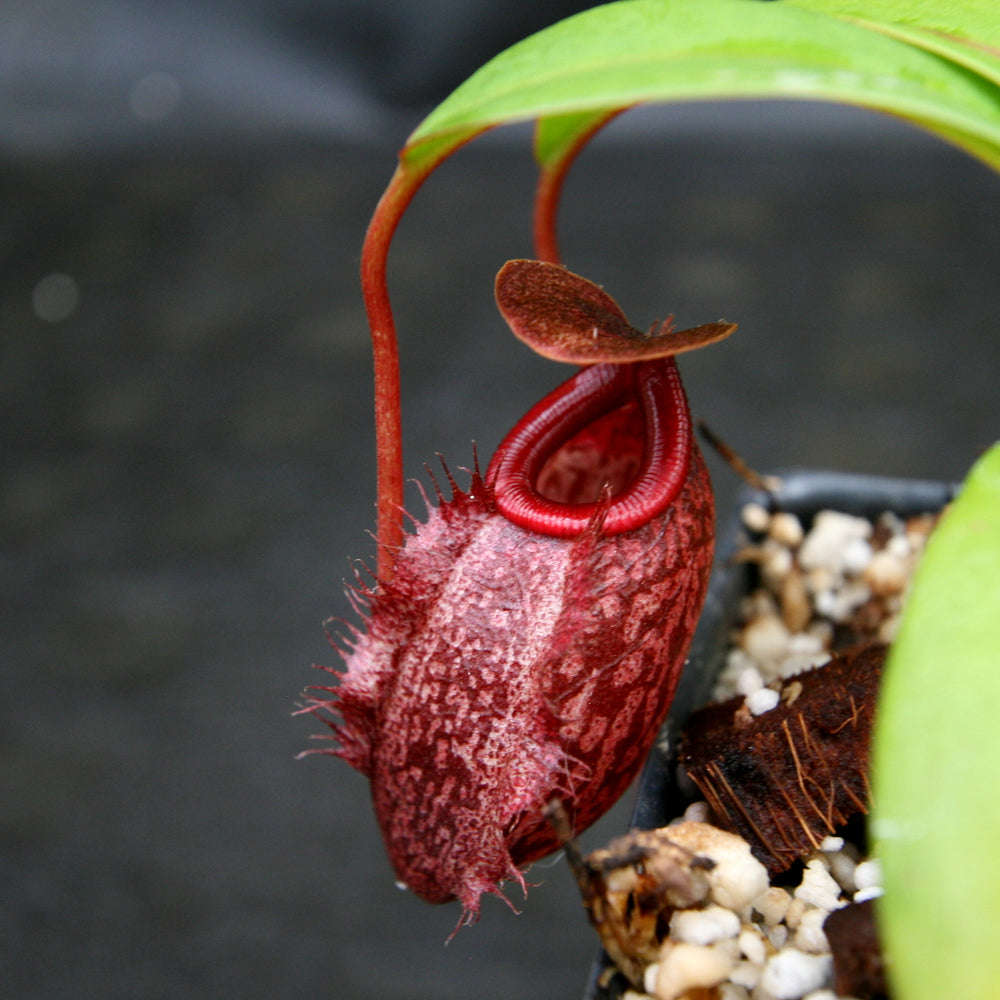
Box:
402 0 1000 176
873 442 1000 1000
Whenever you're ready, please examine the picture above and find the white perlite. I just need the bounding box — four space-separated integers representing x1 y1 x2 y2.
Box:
769 511 805 548
759 949 833 999
665 823 769 914
796 510 871 575
741 501 772 534
853 858 883 893
651 941 737 1000
670 905 741 945
745 686 780 716
754 886 792 927
795 859 846 913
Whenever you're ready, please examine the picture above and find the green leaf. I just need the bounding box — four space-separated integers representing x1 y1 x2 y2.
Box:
787 0 1000 58
873 441 1000 1000
402 0 1000 177
532 110 620 167
786 0 1000 90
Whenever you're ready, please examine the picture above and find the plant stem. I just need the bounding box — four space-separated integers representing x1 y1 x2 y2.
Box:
532 109 624 264
359 134 484 580
360 164 425 579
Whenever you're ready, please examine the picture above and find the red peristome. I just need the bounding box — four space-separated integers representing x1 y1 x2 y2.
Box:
487 360 690 536
303 357 714 926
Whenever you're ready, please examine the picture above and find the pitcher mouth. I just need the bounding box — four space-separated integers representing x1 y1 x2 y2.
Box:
485 358 692 538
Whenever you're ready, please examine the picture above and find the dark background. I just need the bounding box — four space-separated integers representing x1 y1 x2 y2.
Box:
3 2 999 998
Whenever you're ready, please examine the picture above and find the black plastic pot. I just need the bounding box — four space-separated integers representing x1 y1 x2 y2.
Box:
582 469 958 1000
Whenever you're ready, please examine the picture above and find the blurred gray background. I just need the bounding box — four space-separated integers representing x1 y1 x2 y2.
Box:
3 2 999 998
